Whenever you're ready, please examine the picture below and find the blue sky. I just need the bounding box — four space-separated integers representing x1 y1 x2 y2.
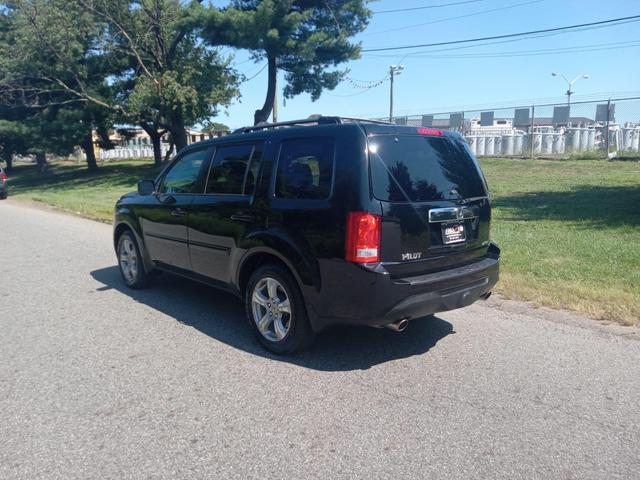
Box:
212 0 640 128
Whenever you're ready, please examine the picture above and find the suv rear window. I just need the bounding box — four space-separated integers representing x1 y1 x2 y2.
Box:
369 135 486 202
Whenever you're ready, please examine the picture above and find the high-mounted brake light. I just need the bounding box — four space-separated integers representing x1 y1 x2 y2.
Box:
416 127 444 136
345 212 381 263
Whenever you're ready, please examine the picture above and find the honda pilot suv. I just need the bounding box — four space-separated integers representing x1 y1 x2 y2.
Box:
113 116 500 353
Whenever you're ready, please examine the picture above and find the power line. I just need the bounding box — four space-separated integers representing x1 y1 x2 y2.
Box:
326 88 379 98
233 57 255 67
363 0 543 37
327 72 393 97
243 63 267 81
344 74 389 87
346 76 383 83
373 0 487 14
364 39 640 59
362 18 640 57
425 42 640 58
361 14 640 52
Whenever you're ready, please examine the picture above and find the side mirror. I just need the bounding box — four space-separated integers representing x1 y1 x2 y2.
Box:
137 179 155 196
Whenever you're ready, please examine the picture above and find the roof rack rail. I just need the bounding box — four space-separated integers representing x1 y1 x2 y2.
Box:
231 115 394 134
334 116 395 126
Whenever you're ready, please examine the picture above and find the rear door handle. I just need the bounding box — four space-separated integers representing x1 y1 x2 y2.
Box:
230 214 254 223
171 208 186 217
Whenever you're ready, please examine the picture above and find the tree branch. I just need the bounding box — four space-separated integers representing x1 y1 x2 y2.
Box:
42 76 127 115
77 0 159 86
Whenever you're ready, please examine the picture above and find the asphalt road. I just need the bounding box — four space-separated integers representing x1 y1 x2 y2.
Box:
1 201 639 480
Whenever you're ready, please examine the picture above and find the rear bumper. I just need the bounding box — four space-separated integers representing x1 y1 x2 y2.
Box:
371 257 498 326
306 243 500 331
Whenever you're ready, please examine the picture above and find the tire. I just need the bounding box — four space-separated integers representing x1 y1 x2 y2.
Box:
0 192 6 200
245 264 315 354
116 230 149 289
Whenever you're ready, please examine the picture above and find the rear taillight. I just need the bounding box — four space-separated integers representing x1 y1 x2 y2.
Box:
345 212 381 263
0 173 6 183
416 127 444 136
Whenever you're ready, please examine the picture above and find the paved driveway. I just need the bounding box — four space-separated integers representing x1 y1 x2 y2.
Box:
1 201 638 479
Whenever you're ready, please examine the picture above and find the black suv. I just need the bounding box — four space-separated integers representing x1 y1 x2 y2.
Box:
113 116 499 353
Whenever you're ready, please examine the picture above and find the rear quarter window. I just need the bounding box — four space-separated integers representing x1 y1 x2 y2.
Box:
369 134 486 202
275 138 335 200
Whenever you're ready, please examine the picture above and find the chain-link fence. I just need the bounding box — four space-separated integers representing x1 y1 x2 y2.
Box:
384 97 640 159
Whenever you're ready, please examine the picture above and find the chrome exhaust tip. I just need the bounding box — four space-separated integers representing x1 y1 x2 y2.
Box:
385 318 409 332
481 291 492 300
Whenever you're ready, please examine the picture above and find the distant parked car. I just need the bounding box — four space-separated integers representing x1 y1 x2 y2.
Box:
113 115 500 353
0 167 7 199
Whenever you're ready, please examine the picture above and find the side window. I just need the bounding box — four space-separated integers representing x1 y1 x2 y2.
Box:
275 138 334 199
205 142 264 195
206 144 253 195
160 148 210 194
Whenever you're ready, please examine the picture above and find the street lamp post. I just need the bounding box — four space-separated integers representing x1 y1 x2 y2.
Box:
389 65 404 122
551 72 589 107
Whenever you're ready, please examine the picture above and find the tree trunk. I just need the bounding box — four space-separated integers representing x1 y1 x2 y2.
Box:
1 153 12 173
171 108 188 152
81 132 98 172
164 141 175 163
36 152 47 173
151 133 162 167
254 54 277 125
141 122 163 167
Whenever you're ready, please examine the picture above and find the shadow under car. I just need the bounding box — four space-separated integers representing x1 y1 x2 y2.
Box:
90 266 454 371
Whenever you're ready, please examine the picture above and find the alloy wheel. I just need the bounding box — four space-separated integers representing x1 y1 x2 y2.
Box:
251 277 292 342
119 237 138 284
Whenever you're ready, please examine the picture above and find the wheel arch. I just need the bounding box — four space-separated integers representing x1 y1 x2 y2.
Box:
113 222 132 250
236 248 305 298
238 248 324 335
113 220 154 274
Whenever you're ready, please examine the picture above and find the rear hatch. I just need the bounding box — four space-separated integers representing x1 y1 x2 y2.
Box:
368 129 491 278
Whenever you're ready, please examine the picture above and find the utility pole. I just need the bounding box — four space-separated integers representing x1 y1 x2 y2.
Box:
530 105 535 159
389 64 404 122
272 76 278 123
605 97 611 157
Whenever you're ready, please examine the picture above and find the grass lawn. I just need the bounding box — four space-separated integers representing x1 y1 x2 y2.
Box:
4 157 640 325
4 159 160 222
481 158 640 325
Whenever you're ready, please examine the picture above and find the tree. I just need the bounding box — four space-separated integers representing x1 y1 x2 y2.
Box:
0 0 120 171
0 6 32 171
84 0 241 157
201 120 230 133
0 103 91 173
76 102 117 171
0 119 28 172
203 0 371 125
1 0 241 167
